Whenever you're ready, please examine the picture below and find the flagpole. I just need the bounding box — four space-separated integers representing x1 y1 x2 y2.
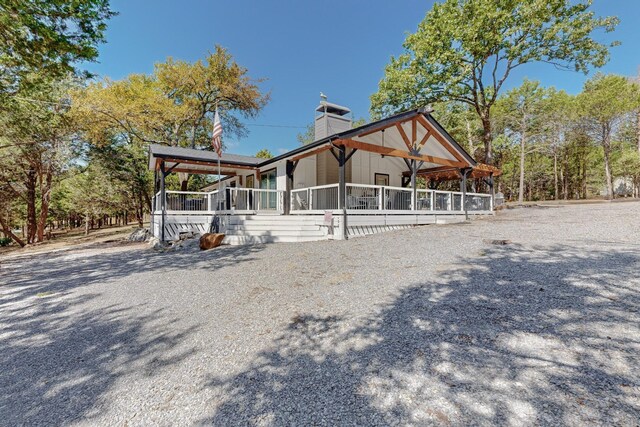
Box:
217 152 221 211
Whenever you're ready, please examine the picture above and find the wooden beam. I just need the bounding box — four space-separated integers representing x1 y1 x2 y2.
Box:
357 121 402 138
415 115 466 163
335 139 467 168
169 167 238 176
402 165 457 177
411 118 417 144
416 129 431 151
159 157 258 171
396 123 413 150
290 144 332 162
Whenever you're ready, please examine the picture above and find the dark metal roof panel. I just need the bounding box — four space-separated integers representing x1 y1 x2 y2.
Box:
148 144 262 169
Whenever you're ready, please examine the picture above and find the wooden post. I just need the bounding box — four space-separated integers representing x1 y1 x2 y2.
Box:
489 172 495 211
410 159 417 211
160 161 166 242
460 168 469 220
338 146 347 240
285 160 295 215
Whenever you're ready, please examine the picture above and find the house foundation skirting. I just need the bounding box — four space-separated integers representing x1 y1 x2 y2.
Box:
151 211 490 244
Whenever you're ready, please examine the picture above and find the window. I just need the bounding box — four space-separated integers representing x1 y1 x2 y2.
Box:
375 173 389 186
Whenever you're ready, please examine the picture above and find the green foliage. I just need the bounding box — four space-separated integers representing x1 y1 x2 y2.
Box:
576 73 640 198
255 149 274 159
0 0 116 93
371 0 618 163
0 237 12 246
0 73 78 242
72 46 269 149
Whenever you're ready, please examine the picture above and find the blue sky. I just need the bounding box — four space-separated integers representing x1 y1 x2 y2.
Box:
84 0 640 156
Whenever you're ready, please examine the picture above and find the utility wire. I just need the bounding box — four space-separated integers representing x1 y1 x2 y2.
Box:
12 96 308 129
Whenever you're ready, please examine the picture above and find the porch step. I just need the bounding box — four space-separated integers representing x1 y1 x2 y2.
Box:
226 224 323 232
223 235 327 245
225 229 326 237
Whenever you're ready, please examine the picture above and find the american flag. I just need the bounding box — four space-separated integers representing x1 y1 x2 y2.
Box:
212 109 223 157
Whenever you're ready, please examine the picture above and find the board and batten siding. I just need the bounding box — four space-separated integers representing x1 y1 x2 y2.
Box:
349 150 407 187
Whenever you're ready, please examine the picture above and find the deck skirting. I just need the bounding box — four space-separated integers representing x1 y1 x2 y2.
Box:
151 210 491 244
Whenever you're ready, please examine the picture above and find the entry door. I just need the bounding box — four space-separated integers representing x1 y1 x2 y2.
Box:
259 169 277 210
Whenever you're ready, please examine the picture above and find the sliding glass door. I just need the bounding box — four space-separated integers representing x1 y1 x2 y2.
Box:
259 169 277 210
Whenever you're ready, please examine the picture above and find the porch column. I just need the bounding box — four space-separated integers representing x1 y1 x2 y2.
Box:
489 172 495 211
160 161 166 242
338 145 348 240
150 170 158 237
460 168 469 220
410 159 417 210
284 160 297 215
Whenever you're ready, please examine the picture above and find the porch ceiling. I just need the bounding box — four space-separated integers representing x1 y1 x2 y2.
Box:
403 163 502 181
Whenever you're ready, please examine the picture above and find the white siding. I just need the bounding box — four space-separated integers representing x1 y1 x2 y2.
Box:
350 150 407 187
294 157 316 189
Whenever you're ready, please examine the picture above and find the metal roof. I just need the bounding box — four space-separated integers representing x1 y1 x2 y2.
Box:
147 107 480 172
315 101 351 115
148 144 262 171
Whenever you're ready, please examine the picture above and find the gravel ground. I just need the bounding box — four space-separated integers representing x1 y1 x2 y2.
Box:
1 202 639 426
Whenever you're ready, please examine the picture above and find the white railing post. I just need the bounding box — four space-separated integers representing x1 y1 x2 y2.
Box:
411 188 415 211
309 188 313 210
430 190 435 211
379 186 384 210
447 193 452 211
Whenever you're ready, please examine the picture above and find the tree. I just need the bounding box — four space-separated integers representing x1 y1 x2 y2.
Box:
255 149 273 159
495 80 549 203
73 46 269 190
0 74 76 244
542 89 575 200
0 0 115 93
296 124 315 146
577 73 640 199
370 0 618 165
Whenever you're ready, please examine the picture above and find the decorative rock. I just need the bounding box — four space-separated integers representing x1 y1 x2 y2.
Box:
199 233 225 250
128 228 150 242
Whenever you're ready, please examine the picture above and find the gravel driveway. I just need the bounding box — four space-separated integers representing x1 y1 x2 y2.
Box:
1 201 639 426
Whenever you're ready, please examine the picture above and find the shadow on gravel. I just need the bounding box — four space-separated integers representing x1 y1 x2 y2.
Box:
0 244 264 425
0 243 265 309
0 294 200 425
201 244 640 425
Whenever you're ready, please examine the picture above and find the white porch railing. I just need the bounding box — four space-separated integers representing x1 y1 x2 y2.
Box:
290 183 492 213
154 184 492 215
156 188 284 214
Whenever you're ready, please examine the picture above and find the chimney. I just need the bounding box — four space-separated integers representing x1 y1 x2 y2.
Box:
315 94 352 140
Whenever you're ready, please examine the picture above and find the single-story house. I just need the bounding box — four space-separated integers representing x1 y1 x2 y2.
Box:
148 100 500 244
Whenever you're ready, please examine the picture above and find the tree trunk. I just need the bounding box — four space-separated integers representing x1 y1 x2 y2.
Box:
481 115 493 165
0 215 26 247
518 132 526 204
603 142 614 200
25 170 37 243
85 212 90 236
36 170 53 242
553 150 559 200
637 109 640 155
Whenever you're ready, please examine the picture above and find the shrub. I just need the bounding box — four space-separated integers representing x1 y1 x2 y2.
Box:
0 237 13 247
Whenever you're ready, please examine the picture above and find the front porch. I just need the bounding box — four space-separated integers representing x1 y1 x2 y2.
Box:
148 106 500 244
151 183 492 243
